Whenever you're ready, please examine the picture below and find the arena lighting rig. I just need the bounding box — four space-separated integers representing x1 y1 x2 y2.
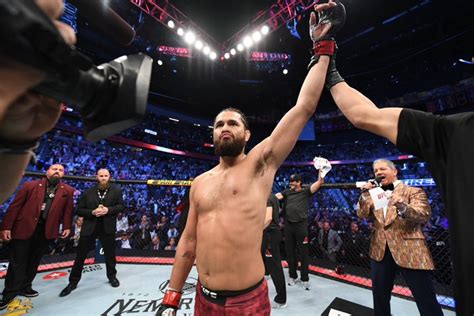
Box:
130 0 220 60
130 0 317 61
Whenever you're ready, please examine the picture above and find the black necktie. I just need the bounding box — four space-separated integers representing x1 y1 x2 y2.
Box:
381 183 394 191
42 185 57 221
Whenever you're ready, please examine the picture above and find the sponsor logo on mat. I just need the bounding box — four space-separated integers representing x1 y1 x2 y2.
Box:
42 271 68 280
101 278 197 315
77 264 103 274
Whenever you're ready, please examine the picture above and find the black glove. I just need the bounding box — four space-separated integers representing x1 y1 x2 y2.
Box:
325 55 345 90
308 0 346 69
310 0 346 43
155 290 182 316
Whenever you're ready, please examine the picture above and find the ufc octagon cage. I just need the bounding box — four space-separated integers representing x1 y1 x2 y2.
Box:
0 171 454 312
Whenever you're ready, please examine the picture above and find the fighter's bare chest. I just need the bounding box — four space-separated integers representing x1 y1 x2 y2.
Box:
194 174 257 212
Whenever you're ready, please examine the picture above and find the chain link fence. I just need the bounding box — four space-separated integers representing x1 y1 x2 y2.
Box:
0 177 454 310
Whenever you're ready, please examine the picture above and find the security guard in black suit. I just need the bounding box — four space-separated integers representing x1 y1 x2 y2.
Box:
59 169 124 297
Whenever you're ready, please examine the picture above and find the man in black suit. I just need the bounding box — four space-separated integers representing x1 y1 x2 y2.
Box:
59 169 124 297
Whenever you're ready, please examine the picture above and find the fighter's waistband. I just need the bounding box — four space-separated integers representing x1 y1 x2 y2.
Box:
199 278 264 299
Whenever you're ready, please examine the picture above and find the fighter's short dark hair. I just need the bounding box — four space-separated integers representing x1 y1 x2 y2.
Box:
215 107 250 130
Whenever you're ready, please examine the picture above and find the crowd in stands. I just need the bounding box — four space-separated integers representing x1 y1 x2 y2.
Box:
37 129 214 180
0 114 449 282
286 140 403 162
56 112 410 161
56 113 215 155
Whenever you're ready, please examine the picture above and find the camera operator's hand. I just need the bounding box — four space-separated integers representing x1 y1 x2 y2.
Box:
0 0 76 203
0 0 76 129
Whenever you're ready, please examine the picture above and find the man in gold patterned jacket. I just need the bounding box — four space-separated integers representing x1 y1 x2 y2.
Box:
358 158 443 316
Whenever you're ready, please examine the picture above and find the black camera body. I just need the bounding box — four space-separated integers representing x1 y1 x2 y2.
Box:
0 0 153 141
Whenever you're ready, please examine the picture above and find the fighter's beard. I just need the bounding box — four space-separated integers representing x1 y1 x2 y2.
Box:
98 182 110 190
214 138 245 157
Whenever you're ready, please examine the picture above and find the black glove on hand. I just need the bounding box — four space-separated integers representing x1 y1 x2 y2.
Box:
308 0 346 70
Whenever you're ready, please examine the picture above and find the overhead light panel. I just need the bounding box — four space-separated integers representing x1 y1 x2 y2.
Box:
184 31 196 44
195 40 203 50
252 31 262 42
243 36 253 48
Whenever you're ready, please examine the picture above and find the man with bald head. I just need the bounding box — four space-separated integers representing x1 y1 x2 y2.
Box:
59 168 124 297
1 164 74 309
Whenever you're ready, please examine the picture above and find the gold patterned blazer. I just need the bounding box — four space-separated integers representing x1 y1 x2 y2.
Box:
357 182 434 270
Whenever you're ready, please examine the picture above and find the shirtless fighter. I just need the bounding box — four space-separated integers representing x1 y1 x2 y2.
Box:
156 1 346 315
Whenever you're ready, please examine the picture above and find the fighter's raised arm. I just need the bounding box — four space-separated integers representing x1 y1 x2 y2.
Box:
330 82 403 144
256 0 346 169
153 3 349 315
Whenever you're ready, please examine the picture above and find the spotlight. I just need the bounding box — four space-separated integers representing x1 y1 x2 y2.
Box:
167 20 175 29
157 60 163 66
210 51 217 60
177 28 184 36
237 43 244 51
195 40 203 50
282 69 288 75
203 46 211 55
184 31 196 44
224 53 230 59
243 36 253 48
252 31 262 42
261 25 270 35
230 48 236 55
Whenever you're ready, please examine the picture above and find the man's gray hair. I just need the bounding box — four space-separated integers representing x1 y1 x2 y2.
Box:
373 159 396 170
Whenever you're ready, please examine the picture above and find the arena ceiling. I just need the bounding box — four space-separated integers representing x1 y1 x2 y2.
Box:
74 0 473 120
